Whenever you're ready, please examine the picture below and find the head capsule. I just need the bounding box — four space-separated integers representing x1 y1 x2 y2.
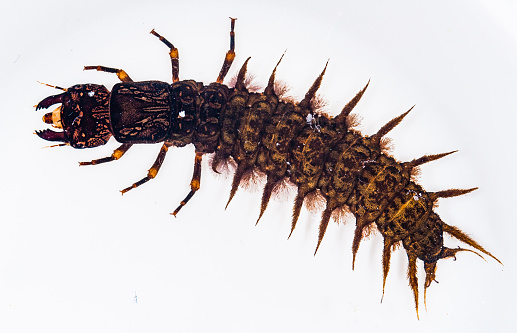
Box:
35 84 111 148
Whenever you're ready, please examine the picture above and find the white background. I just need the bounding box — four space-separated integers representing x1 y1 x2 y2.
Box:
0 0 514 332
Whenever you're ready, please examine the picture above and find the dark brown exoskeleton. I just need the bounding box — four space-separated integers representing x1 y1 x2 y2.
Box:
35 18 500 318
36 84 111 148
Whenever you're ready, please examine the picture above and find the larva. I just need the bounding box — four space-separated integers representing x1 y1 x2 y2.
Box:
34 18 500 317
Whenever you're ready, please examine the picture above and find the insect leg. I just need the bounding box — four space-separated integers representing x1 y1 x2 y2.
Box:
150 29 179 82
79 143 133 166
84 65 133 82
172 152 203 216
120 142 172 194
216 17 237 83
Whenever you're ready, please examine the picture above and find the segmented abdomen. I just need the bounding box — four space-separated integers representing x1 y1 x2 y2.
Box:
164 59 499 316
